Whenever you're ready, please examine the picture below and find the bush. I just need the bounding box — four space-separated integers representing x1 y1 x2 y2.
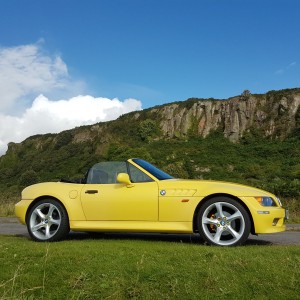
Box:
137 119 160 142
19 170 39 189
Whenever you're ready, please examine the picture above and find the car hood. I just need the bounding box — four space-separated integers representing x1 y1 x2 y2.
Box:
158 179 276 198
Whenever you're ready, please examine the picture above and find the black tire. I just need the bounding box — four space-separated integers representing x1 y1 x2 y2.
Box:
26 199 70 242
198 197 251 246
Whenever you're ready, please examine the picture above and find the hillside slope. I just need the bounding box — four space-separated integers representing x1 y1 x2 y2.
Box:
0 88 299 203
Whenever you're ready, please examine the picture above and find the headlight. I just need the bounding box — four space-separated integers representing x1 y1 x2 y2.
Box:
255 196 277 207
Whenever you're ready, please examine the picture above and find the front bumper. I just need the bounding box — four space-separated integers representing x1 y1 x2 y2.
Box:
240 196 286 234
254 207 286 233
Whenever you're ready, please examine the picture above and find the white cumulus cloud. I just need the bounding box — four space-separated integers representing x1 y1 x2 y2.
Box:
0 42 142 156
0 95 142 155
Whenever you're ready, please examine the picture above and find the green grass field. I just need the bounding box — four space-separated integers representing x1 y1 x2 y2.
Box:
0 235 299 299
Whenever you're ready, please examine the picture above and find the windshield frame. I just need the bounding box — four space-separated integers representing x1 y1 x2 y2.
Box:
131 159 174 180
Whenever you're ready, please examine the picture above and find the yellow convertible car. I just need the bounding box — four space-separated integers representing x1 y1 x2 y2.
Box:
15 158 287 246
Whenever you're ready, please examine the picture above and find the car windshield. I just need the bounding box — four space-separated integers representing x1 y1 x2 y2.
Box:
132 159 174 180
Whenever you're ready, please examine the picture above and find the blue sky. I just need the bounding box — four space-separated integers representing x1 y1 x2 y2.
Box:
2 0 299 104
0 0 299 154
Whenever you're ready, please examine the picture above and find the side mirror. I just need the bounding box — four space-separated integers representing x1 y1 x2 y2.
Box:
117 173 134 187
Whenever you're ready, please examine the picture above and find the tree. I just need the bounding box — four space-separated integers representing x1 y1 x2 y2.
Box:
138 119 160 142
240 90 251 101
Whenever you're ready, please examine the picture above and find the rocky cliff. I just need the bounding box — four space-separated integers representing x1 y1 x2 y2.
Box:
151 89 300 141
3 88 300 158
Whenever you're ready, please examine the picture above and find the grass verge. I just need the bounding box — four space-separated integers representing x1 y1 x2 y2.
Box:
0 235 299 299
0 202 15 217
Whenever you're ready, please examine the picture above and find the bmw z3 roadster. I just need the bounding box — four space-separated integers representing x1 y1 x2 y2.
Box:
15 158 287 246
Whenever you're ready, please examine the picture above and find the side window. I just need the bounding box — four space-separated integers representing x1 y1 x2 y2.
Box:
87 162 127 184
128 164 154 183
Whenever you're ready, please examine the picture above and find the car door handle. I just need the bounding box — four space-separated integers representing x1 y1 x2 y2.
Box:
85 190 98 194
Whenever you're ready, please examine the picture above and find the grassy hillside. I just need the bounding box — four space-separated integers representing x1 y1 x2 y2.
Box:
0 89 299 219
1 133 299 214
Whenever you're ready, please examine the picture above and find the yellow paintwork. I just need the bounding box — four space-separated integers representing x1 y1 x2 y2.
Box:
16 182 86 223
239 196 286 233
81 182 158 221
15 159 286 235
70 220 192 233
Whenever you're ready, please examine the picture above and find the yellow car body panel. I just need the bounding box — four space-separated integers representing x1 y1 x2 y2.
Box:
16 182 86 224
159 196 201 222
80 182 159 221
70 220 192 233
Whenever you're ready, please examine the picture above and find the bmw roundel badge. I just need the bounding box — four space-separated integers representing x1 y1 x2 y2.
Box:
160 190 166 196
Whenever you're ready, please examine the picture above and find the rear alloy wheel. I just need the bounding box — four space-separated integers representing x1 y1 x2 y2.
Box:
198 197 251 246
27 199 69 242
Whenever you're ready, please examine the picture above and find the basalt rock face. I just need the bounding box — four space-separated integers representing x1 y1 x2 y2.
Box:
149 90 300 141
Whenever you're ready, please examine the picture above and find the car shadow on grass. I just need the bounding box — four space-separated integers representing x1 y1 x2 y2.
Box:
4 229 272 246
65 231 272 246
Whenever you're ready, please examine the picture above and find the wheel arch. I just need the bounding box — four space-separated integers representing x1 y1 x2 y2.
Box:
25 196 69 224
192 193 255 234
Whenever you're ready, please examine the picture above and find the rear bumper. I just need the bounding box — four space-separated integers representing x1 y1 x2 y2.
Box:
15 200 32 225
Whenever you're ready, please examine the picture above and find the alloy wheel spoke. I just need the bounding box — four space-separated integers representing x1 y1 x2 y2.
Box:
32 222 45 232
45 224 51 238
227 210 242 222
47 204 56 218
212 227 223 243
227 225 241 240
35 208 46 220
203 217 218 225
50 218 61 226
215 203 225 218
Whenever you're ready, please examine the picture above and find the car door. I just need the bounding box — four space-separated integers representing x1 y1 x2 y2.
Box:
80 161 159 221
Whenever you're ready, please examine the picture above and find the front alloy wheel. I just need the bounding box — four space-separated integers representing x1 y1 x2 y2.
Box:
27 199 69 242
198 197 251 246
